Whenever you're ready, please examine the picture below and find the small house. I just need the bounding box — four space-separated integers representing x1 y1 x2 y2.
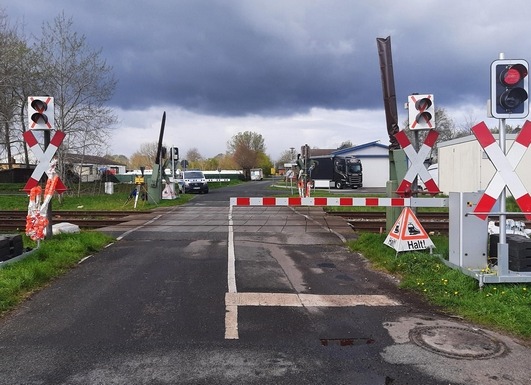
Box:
63 154 127 183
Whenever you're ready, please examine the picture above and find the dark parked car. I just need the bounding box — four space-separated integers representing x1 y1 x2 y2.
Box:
182 170 209 194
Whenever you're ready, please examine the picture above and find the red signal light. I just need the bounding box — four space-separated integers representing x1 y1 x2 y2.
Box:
491 59 529 118
501 64 527 86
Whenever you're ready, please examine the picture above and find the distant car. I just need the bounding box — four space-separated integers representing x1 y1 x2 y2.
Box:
182 170 209 194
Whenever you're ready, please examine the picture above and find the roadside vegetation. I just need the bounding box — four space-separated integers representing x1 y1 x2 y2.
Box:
0 180 239 210
348 233 531 341
0 232 113 315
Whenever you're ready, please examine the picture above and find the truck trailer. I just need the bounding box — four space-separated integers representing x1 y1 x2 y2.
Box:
309 155 362 189
250 168 264 181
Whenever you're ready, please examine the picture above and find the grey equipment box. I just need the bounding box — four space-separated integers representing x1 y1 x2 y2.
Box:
0 234 23 262
449 192 488 270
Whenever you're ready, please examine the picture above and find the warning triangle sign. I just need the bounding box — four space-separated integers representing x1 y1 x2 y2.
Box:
384 207 435 252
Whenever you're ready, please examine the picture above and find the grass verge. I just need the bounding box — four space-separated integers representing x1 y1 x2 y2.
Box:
348 233 531 341
0 179 243 211
0 231 114 315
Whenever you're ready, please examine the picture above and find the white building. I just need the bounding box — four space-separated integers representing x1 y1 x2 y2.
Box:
332 141 390 188
437 134 531 195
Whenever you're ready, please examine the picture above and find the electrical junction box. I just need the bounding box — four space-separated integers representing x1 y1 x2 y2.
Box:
449 192 488 269
0 234 23 262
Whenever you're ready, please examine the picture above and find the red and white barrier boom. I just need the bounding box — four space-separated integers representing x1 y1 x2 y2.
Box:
230 196 447 208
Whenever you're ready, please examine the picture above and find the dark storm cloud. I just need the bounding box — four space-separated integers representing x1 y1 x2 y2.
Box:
97 1 371 116
5 0 531 117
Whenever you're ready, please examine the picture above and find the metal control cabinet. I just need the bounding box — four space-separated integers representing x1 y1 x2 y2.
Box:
449 192 488 269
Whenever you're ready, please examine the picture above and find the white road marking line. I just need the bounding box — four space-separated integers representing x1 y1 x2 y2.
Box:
226 205 239 339
227 205 237 294
224 305 239 340
224 207 401 340
78 255 93 264
225 292 401 307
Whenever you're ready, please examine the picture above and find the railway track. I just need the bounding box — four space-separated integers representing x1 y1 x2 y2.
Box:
329 211 450 234
0 210 153 232
326 211 531 235
2 209 528 235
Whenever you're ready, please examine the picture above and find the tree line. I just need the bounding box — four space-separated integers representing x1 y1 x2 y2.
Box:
127 130 274 180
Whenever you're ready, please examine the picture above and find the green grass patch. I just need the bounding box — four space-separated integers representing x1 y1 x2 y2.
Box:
0 231 113 315
0 179 243 211
348 233 531 340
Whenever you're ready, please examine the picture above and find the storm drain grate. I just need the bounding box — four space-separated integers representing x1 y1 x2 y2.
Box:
409 326 507 359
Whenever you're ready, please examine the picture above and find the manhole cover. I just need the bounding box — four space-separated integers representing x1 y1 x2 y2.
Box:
409 326 506 359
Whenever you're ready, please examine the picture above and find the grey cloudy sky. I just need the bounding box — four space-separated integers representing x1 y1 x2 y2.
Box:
5 0 531 161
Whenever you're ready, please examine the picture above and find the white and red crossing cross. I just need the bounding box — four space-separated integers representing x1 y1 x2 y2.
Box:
395 129 440 196
472 121 531 220
23 130 67 193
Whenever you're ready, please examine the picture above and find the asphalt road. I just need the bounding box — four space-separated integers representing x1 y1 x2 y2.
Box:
0 180 529 384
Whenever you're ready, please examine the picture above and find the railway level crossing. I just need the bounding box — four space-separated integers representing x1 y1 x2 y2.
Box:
224 196 447 339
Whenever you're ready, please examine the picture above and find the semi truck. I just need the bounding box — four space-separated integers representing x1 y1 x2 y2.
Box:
309 155 362 189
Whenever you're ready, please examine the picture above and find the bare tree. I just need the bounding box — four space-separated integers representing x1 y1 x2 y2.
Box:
105 154 129 167
277 149 295 164
403 107 456 163
0 10 30 168
185 147 202 161
32 12 117 186
233 142 256 179
456 110 480 138
227 131 266 179
217 153 238 170
129 142 159 169
338 140 353 149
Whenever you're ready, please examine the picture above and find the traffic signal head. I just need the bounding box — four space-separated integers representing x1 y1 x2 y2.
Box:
28 96 54 130
491 59 529 119
408 94 435 130
171 147 179 161
296 154 304 170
